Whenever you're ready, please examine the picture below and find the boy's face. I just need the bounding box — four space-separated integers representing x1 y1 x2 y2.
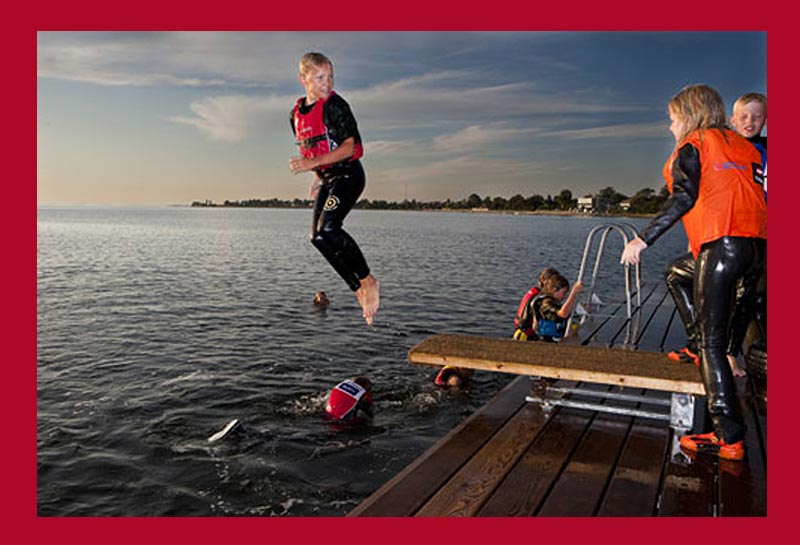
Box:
730 101 766 139
300 64 333 103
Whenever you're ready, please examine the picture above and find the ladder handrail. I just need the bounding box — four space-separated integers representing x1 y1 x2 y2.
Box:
565 223 641 338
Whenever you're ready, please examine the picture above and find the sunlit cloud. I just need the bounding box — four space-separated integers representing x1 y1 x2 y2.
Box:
432 124 542 151
170 94 290 142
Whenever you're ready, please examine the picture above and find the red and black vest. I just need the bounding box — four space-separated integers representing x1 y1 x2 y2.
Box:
664 129 766 258
292 91 363 170
514 286 540 335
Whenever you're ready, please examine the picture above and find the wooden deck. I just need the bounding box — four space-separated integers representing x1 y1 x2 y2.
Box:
349 283 767 517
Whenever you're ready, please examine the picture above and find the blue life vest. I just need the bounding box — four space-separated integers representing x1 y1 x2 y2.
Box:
532 294 566 341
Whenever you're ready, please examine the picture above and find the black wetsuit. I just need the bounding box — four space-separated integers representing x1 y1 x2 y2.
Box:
290 94 370 292
642 143 766 444
667 134 768 357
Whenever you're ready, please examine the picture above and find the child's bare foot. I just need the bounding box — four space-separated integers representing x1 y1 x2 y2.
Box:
355 285 369 323
358 274 380 326
727 354 747 378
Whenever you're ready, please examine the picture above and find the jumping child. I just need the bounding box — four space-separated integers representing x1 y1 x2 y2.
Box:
289 52 380 326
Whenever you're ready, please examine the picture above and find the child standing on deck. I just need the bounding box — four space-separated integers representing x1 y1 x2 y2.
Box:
663 92 767 378
620 84 766 461
726 92 768 374
289 52 380 326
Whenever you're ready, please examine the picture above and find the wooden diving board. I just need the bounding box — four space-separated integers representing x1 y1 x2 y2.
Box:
409 333 705 396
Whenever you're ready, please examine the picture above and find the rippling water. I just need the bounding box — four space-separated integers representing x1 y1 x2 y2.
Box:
37 206 687 516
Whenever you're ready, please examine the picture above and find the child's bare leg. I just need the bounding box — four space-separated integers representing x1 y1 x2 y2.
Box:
727 353 747 378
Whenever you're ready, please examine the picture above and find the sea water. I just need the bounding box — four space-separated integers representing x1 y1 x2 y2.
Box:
37 206 687 516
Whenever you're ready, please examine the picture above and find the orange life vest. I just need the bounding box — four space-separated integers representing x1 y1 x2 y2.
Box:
663 129 766 258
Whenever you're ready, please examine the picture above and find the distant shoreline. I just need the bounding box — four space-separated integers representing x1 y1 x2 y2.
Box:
185 204 657 219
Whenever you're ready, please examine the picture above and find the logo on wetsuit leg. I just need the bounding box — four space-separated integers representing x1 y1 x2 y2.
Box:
324 195 340 211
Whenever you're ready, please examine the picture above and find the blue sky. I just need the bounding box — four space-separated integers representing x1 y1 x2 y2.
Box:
36 31 766 205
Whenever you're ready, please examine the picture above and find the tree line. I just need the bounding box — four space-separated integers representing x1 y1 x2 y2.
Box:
191 186 670 215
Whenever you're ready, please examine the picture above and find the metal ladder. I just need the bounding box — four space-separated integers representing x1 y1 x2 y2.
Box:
565 222 641 341
527 223 702 433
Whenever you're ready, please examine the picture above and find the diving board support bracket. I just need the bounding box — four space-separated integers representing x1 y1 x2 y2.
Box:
408 334 706 433
524 384 699 432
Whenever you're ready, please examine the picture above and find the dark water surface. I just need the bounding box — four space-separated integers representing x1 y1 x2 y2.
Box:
37 206 687 516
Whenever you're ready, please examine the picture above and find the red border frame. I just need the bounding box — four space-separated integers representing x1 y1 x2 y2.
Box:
17 2 786 541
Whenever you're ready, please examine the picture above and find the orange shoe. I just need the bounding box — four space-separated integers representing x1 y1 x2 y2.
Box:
679 432 745 461
668 347 700 366
681 447 744 477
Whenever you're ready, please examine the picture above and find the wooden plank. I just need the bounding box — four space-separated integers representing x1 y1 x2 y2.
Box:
348 376 532 517
410 334 705 395
415 401 549 517
597 391 672 517
477 406 596 516
632 290 687 353
536 385 635 516
718 378 767 516
657 433 716 516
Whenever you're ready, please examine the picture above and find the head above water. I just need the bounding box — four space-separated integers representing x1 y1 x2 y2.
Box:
313 291 330 307
541 271 570 300
353 376 372 392
668 84 727 144
538 267 560 289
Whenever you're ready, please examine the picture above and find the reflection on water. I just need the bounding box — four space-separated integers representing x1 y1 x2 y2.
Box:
37 206 687 516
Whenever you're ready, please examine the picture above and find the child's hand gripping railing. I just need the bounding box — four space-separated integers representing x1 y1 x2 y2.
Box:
565 223 641 343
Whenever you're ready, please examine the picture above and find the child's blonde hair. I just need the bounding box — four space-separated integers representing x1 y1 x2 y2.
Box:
299 52 333 77
733 92 767 116
541 272 569 295
668 84 727 143
538 267 560 289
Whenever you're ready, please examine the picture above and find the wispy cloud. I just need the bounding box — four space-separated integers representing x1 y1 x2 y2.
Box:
170 94 290 142
37 32 304 89
547 121 667 140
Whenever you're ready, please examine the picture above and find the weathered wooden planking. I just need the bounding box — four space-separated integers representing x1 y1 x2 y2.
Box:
536 385 637 516
409 334 705 395
477 405 596 516
717 378 767 516
658 436 717 517
596 390 672 517
414 402 549 517
348 376 531 517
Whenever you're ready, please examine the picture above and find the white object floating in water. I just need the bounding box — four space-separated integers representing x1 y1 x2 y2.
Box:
208 418 240 443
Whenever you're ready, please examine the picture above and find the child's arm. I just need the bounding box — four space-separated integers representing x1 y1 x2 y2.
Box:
289 137 355 174
557 282 583 319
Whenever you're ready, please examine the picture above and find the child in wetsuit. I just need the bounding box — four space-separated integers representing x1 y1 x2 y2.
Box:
289 52 380 326
433 365 474 389
727 93 767 369
664 92 767 378
324 376 374 423
530 272 583 342
621 84 766 461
